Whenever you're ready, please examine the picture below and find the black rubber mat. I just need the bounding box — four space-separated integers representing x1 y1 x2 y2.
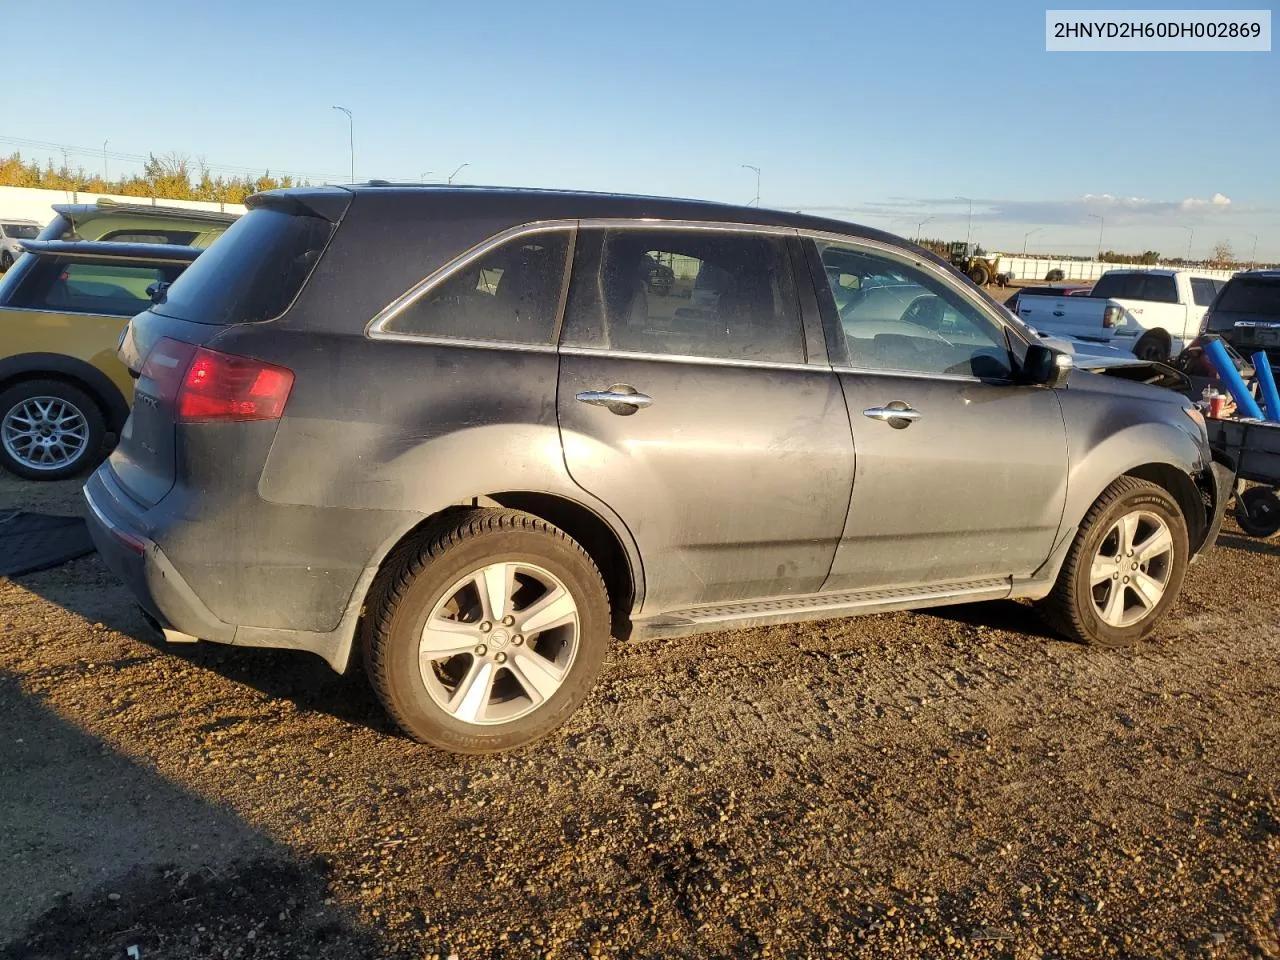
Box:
0 511 96 576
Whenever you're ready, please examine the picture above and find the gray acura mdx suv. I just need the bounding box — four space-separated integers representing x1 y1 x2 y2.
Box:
85 185 1232 753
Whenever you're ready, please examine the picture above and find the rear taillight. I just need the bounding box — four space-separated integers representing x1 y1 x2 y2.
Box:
140 337 294 422
1102 305 1123 328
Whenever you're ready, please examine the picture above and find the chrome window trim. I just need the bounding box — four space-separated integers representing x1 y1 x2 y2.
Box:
363 216 1022 355
365 221 575 342
365 218 801 345
362 331 558 354
830 364 1012 385
801 229 1029 347
559 345 818 374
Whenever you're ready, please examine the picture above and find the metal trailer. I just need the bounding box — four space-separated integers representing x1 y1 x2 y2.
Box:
1207 417 1280 539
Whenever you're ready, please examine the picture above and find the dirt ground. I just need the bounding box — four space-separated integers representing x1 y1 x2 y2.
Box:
3 469 1280 960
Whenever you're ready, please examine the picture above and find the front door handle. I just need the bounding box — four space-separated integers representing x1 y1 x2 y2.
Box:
1052 309 1065 317
863 402 921 429
576 385 654 416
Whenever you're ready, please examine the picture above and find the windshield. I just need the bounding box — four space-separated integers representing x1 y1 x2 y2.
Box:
2 223 38 240
1215 276 1280 316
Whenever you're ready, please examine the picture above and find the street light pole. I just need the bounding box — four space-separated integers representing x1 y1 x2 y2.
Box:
740 164 761 207
1088 213 1104 259
916 216 934 243
331 105 354 183
420 171 436 183
102 140 109 182
1022 227 1042 255
1249 234 1259 269
447 162 470 184
1183 225 1195 261
956 195 974 246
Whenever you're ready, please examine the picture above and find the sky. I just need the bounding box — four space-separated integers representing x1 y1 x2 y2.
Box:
3 0 1276 260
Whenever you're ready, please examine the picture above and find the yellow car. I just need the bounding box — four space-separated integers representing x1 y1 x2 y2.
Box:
0 239 201 480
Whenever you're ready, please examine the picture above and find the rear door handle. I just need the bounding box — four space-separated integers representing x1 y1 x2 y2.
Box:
576 385 654 415
863 403 921 429
1052 310 1065 317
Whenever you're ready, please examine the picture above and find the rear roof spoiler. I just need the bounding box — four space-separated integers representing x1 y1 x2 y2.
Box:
246 187 353 223
51 201 239 226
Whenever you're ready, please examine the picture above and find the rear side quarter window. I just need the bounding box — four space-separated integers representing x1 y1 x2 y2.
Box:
378 230 571 345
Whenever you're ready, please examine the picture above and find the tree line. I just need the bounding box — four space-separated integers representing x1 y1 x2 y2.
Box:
0 151 304 205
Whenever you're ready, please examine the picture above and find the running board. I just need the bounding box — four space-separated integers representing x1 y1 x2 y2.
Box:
630 578 1011 640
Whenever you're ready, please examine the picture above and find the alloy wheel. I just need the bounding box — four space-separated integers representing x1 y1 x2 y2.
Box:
1089 510 1174 628
1 396 90 472
418 561 580 725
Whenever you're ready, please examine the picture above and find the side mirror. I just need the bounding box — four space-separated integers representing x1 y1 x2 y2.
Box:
1023 343 1073 387
146 281 170 304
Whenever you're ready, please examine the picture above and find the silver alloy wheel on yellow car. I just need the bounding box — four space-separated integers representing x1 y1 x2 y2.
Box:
419 561 580 725
1089 510 1175 628
2 395 91 473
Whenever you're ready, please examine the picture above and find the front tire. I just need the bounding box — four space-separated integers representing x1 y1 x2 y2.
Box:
1036 477 1188 648
0 379 106 481
969 265 990 286
363 509 611 753
0 250 13 272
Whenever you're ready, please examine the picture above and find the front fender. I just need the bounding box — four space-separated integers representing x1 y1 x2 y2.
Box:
1063 418 1207 535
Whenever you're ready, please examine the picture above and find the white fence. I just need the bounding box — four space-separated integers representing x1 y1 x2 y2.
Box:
0 185 246 227
994 255 1242 283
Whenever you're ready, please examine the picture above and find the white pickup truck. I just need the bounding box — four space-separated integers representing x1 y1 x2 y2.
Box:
1013 269 1228 360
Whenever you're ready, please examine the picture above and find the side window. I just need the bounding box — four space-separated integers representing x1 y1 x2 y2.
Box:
382 230 570 344
1140 274 1178 304
815 241 1011 379
10 258 170 315
1190 277 1219 307
561 228 804 364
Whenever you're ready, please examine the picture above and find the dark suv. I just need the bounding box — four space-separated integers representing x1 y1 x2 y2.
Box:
85 185 1232 753
1202 270 1280 370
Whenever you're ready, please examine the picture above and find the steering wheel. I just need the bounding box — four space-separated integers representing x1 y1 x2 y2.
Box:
900 295 955 345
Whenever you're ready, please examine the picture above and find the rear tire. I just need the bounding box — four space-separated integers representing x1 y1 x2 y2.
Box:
363 509 611 753
1045 269 1066 282
0 379 106 481
1133 328 1173 363
1036 477 1188 648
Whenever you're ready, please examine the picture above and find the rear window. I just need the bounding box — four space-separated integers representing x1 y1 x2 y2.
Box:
7 257 186 316
151 207 333 325
1215 276 1280 316
1090 274 1144 300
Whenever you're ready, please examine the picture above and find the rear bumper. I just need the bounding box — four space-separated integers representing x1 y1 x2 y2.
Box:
83 467 384 672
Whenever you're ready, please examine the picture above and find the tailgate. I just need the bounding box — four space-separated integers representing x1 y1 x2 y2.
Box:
1017 297 1116 342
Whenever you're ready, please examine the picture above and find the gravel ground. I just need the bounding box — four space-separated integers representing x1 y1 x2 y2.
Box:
2 471 1279 959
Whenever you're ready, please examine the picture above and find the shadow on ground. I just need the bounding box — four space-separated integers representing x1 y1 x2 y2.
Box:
0 672 406 958
12 554 397 740
1215 532 1280 559
918 598 1060 640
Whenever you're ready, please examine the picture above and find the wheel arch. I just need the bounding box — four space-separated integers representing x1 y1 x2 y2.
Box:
1122 462 1207 552
356 491 642 649
0 353 130 432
